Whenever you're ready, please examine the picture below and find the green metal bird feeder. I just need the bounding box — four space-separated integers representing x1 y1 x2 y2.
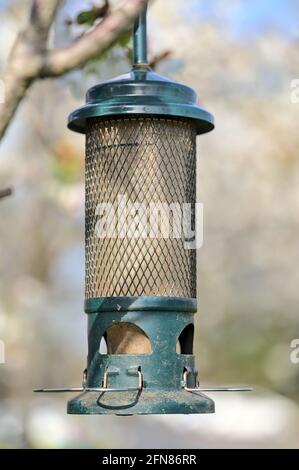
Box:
35 4 251 415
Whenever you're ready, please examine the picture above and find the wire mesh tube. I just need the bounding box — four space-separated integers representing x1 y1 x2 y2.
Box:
85 116 197 299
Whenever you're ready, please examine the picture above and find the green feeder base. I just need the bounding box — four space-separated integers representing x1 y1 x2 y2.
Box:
67 389 214 416
66 296 214 416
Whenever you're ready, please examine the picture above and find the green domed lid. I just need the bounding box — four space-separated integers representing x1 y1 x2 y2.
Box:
68 66 214 135
68 5 214 136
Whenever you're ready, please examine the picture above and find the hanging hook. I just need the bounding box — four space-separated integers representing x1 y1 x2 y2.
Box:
133 2 148 67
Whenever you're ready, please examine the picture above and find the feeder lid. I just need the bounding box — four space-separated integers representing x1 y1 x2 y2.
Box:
68 67 214 135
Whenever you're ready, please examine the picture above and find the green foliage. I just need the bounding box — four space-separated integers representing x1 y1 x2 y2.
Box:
65 2 132 70
50 140 84 185
76 1 109 26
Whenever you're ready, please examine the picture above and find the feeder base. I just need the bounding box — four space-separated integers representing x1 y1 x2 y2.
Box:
67 389 214 415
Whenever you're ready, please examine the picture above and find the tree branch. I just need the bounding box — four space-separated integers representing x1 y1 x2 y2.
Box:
41 0 147 77
0 0 62 140
0 187 13 200
28 0 62 43
0 0 148 141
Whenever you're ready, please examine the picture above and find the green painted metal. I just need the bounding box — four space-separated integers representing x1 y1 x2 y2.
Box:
84 296 197 314
67 6 215 415
68 67 214 135
68 296 214 415
68 2 214 135
68 390 213 415
133 4 148 66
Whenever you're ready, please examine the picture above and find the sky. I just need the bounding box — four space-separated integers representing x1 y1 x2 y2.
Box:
1 0 298 40
187 0 299 39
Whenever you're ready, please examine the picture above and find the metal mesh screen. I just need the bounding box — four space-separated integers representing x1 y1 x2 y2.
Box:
85 117 197 298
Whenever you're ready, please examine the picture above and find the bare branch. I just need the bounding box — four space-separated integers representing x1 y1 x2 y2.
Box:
0 0 62 140
0 43 37 141
28 0 62 43
149 49 172 70
0 187 13 200
0 0 148 141
41 0 148 77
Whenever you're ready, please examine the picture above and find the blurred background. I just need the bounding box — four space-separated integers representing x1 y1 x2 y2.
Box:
0 0 299 448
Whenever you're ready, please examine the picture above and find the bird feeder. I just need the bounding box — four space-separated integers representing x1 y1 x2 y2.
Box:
35 5 251 414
